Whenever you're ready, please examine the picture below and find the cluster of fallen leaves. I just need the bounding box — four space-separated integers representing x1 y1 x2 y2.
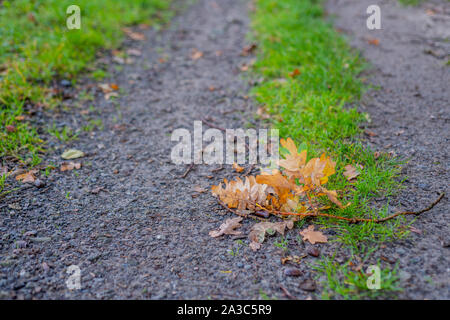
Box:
14 149 85 184
209 138 344 250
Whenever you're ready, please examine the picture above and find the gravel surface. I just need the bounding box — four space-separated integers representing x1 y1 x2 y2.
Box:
0 0 448 300
326 0 449 299
0 0 319 300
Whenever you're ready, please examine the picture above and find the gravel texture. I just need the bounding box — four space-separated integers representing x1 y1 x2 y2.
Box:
0 0 448 300
0 0 319 300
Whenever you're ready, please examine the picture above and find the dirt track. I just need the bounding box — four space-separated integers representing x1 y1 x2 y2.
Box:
0 0 448 299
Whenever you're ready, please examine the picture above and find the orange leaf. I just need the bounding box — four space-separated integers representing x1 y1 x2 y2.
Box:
16 170 37 183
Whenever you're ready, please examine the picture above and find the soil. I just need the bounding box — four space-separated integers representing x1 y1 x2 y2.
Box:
0 0 448 300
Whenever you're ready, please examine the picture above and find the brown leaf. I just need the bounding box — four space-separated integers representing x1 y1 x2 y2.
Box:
60 162 81 172
191 49 203 60
232 162 244 173
123 28 145 41
367 38 379 46
343 164 363 181
364 129 377 137
126 49 142 56
193 186 207 193
209 217 243 238
299 225 328 244
15 115 26 121
248 221 293 251
16 169 38 183
241 43 257 56
6 125 16 133
288 68 301 78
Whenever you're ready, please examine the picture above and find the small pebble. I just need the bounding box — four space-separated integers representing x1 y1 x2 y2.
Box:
34 179 46 188
307 247 320 257
284 267 303 277
300 279 316 292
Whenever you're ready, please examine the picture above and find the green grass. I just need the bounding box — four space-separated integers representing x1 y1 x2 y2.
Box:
251 0 408 298
313 256 402 300
0 0 171 164
398 0 424 5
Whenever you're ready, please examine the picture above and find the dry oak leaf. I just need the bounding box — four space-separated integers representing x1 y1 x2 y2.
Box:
209 217 243 238
278 137 307 177
60 162 81 172
122 28 145 41
300 225 328 244
343 164 363 181
191 49 203 60
193 185 207 193
232 162 244 173
288 68 301 78
16 169 38 183
249 220 294 251
319 188 344 208
212 176 271 211
241 43 257 56
300 153 336 187
367 38 379 46
126 48 142 57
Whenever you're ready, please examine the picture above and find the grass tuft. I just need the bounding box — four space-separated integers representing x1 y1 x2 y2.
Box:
251 0 408 297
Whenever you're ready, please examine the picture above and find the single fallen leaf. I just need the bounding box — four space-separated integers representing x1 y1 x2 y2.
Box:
281 255 307 265
191 49 203 60
289 68 301 78
61 149 84 160
299 225 328 244
122 28 145 41
343 164 363 181
104 92 118 100
232 162 244 173
126 48 142 56
241 43 257 56
193 186 207 193
209 217 243 238
6 125 16 133
364 129 377 137
240 63 249 72
257 107 270 120
60 162 81 172
367 38 379 46
15 115 26 121
16 169 38 183
110 83 119 91
248 221 294 251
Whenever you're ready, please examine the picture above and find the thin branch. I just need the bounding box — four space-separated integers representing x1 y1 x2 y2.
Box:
250 193 445 223
180 163 195 179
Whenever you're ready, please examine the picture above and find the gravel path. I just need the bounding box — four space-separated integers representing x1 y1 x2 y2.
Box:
0 0 319 300
1 0 448 300
326 0 449 299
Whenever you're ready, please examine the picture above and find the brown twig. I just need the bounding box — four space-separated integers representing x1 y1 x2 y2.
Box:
217 200 267 221
180 163 195 179
244 164 255 176
279 285 298 300
201 118 226 132
251 192 445 223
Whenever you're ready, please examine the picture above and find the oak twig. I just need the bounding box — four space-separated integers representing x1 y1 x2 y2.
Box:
248 193 444 224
